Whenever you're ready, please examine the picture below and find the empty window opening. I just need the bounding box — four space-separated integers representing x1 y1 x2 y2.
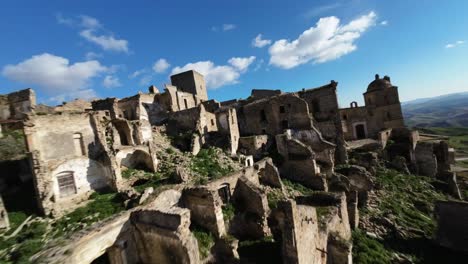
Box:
262 129 267 134
386 112 391 120
218 183 231 203
57 171 77 198
184 98 188 109
211 119 215 126
73 133 85 156
279 105 286 113
350 101 358 108
343 114 348 120
281 120 289 129
260 110 267 121
115 123 132 146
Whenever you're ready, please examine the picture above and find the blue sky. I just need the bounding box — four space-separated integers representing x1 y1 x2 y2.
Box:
0 0 467 107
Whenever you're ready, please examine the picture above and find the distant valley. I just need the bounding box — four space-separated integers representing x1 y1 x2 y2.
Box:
402 92 468 128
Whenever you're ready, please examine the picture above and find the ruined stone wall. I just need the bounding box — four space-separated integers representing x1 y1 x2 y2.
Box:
339 106 368 140
250 89 282 99
117 96 139 120
298 82 338 122
238 135 268 158
216 108 240 155
24 113 114 215
181 187 226 237
91 98 119 119
0 88 35 120
240 94 312 136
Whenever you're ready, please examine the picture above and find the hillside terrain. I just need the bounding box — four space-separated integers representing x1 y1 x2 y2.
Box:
403 92 468 127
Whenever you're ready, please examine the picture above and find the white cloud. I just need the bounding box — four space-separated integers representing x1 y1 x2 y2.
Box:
85 52 102 60
80 29 129 53
102 75 121 88
57 14 129 53
380 20 388 26
2 53 107 102
152 58 170 73
269 11 377 69
445 40 465 48
252 34 272 48
172 56 255 89
129 69 145 79
80 15 101 29
228 56 256 72
223 24 236 31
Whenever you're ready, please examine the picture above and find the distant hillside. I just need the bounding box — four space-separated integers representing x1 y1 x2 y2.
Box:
402 92 468 127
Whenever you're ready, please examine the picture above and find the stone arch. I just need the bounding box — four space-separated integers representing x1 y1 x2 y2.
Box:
51 158 111 200
350 101 358 108
117 149 156 172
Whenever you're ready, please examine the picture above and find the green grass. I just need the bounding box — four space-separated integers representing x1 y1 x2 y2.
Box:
0 221 48 264
222 203 235 223
52 192 125 237
352 229 393 264
191 225 215 259
266 189 286 209
373 169 446 237
353 168 450 263
0 129 26 161
190 148 234 183
282 179 314 196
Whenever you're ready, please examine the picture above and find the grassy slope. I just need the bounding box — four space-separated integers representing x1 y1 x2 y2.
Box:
353 168 468 263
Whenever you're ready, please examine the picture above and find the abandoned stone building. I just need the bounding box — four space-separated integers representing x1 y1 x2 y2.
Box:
0 72 465 263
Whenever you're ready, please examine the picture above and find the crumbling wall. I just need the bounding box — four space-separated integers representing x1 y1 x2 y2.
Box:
231 177 271 239
238 135 269 158
240 93 312 136
415 141 438 177
181 187 226 237
0 89 35 120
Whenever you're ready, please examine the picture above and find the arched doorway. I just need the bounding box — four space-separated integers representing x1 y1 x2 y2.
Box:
354 124 366 139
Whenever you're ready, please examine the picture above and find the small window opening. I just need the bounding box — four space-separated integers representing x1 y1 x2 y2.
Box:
260 110 267 121
279 105 286 113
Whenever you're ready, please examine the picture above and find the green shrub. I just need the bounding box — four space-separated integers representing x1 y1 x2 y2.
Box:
191 148 233 181
192 226 215 259
352 229 393 264
222 203 235 223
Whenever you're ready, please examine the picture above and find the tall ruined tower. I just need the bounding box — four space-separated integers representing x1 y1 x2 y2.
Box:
363 74 404 129
170 70 208 101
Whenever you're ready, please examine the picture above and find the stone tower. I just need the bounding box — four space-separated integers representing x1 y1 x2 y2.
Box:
170 70 208 101
363 74 404 129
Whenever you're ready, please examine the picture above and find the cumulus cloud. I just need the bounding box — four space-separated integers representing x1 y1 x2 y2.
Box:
152 58 170 73
445 40 464 48
2 53 107 101
172 56 255 89
102 75 121 88
269 11 377 69
252 34 272 48
80 29 129 53
57 14 129 53
228 56 256 72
